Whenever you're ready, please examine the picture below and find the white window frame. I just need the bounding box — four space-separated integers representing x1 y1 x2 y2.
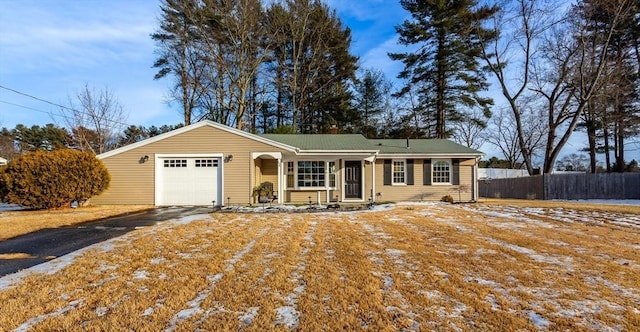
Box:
285 160 338 190
432 159 452 185
328 161 337 188
392 159 406 185
286 161 295 189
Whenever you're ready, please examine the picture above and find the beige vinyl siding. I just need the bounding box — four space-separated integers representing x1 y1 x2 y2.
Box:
375 158 476 202
259 159 279 190
364 160 374 202
93 125 287 205
286 190 328 204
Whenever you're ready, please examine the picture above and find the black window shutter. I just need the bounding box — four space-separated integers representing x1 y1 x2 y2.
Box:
383 159 391 185
452 159 460 185
423 159 431 185
406 159 414 185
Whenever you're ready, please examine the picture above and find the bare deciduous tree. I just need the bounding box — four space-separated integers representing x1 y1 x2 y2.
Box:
481 0 634 174
452 108 488 150
485 106 547 169
479 0 556 174
65 83 127 154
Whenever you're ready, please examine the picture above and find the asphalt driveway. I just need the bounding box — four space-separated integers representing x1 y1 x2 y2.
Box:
0 206 212 277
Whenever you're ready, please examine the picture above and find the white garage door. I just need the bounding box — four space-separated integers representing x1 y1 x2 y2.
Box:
158 157 221 206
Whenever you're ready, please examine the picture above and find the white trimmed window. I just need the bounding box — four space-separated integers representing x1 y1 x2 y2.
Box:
164 159 187 168
432 159 451 184
286 161 295 188
392 160 406 184
297 161 325 187
328 161 336 188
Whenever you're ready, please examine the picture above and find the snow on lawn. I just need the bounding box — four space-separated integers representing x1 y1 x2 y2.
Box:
0 204 638 330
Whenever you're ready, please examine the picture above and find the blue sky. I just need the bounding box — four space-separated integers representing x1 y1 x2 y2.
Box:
1 0 637 163
0 0 408 129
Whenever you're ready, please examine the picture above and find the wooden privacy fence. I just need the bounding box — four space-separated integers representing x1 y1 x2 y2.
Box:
479 173 640 200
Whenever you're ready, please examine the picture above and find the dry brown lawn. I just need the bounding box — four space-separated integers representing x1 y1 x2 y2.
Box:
0 205 152 241
0 201 638 331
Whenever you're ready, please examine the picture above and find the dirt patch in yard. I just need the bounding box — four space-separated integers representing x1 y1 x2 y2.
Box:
0 205 152 241
0 203 637 330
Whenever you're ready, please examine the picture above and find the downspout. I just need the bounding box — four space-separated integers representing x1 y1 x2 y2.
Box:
372 155 377 202
277 158 283 204
472 163 477 201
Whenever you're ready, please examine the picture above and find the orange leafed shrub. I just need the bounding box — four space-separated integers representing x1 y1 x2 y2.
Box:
0 149 110 209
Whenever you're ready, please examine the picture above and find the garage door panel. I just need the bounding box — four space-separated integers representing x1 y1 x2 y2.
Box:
158 157 220 206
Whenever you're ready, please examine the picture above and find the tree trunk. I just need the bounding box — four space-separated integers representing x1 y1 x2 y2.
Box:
603 124 611 171
436 31 446 139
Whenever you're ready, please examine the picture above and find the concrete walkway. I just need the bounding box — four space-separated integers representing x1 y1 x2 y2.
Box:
0 206 212 277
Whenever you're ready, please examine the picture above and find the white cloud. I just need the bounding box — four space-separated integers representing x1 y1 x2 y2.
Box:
359 36 407 81
0 1 157 73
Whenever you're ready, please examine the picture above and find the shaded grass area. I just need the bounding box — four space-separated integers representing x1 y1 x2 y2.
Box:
0 203 638 330
0 205 152 241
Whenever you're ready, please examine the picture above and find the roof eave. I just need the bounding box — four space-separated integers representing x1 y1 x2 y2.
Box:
376 152 484 159
98 120 297 159
296 149 379 155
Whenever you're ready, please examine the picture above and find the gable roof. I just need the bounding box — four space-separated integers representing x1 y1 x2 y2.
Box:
98 120 482 159
98 120 297 159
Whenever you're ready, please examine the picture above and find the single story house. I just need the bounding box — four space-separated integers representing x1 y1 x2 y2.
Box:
93 120 483 206
0 157 6 166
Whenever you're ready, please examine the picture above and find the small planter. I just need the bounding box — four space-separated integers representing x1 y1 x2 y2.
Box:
253 182 274 204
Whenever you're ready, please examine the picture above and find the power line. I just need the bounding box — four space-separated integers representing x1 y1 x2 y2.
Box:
0 84 133 128
0 100 71 122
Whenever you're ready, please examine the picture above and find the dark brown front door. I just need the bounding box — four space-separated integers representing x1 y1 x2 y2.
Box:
344 161 362 199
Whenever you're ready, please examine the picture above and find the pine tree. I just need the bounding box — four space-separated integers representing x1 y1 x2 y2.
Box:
389 0 498 139
266 0 358 134
353 69 392 138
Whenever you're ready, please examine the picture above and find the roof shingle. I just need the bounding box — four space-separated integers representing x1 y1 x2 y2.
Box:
261 134 482 155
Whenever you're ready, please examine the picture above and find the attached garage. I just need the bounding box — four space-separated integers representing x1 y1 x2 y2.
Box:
155 155 222 206
93 120 482 206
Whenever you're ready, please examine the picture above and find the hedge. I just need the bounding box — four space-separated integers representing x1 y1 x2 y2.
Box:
0 149 110 209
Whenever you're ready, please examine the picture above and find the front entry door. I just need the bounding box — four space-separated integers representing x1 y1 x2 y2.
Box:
344 161 362 199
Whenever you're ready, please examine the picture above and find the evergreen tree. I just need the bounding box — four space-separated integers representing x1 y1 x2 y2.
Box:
118 125 149 147
152 0 205 126
266 0 358 134
389 0 498 139
353 69 392 138
13 124 70 152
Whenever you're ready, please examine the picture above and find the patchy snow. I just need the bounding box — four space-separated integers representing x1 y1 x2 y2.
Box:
95 306 109 317
13 300 83 332
484 238 574 267
0 202 23 211
169 214 213 226
274 306 300 329
133 270 149 280
275 220 317 329
0 240 118 290
239 306 260 325
150 257 167 265
3 203 639 330
526 310 550 329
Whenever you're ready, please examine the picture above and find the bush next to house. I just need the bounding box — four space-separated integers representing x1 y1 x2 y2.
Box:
0 149 110 209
